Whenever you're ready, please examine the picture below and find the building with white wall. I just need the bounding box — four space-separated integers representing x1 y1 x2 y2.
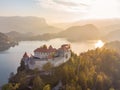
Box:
22 44 71 70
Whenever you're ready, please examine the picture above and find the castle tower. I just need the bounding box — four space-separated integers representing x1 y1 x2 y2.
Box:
22 52 29 65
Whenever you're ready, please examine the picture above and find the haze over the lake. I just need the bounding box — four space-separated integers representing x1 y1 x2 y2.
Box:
0 0 120 23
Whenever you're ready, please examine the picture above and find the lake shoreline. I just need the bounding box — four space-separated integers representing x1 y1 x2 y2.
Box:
0 41 18 52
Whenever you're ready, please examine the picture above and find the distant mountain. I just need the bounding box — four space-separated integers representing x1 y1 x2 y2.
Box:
101 24 120 34
6 31 34 41
53 19 120 28
0 32 17 51
56 24 100 42
5 24 101 42
104 30 120 41
53 19 120 35
5 31 56 41
74 19 120 29
104 41 120 53
0 16 63 34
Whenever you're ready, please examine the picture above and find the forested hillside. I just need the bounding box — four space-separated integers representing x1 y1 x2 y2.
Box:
2 48 120 90
0 32 17 51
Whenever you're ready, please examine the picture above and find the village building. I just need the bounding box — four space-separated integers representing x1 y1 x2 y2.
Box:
22 44 71 70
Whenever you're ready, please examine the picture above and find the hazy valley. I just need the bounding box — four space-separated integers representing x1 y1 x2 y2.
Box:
0 17 120 90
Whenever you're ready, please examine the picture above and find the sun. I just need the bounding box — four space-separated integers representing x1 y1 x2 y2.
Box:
95 40 104 48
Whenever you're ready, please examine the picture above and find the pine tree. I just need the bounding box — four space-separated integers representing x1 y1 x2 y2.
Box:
32 75 44 90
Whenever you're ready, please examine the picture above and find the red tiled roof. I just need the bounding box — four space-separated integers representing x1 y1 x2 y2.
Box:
23 52 29 58
34 44 70 53
34 47 56 53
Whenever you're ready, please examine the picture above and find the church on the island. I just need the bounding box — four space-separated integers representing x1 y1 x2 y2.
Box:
22 44 71 70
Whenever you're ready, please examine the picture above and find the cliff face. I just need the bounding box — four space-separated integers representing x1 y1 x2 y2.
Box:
0 32 17 51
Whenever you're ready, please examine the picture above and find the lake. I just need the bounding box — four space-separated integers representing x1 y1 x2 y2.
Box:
0 38 97 85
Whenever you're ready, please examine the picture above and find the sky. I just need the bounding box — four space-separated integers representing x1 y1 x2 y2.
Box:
0 0 120 23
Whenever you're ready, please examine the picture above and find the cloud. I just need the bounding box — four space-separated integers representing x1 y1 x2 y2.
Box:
53 0 78 6
53 0 88 7
36 0 120 20
87 0 120 19
36 0 90 13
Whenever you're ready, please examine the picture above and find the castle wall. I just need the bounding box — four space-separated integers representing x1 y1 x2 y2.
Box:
24 44 71 70
34 52 54 59
28 60 48 70
28 51 71 70
51 51 71 67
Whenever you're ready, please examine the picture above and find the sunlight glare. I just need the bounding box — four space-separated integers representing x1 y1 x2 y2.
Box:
95 40 104 48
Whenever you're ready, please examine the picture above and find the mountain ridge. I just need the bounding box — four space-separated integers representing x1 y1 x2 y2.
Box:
56 24 100 42
0 16 63 34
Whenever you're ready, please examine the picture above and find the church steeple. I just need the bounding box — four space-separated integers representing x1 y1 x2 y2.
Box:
23 52 29 58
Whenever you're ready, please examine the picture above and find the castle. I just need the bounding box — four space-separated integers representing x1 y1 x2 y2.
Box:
22 44 71 70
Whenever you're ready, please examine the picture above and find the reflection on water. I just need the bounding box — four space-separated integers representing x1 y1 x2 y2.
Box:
0 38 96 85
